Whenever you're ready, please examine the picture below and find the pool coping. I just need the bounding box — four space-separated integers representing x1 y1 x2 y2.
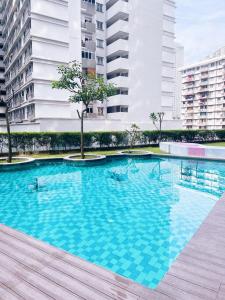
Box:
152 153 225 163
64 154 107 162
154 192 225 299
1 151 225 169
0 156 35 165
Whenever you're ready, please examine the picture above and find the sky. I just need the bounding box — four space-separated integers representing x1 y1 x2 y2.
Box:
176 0 225 65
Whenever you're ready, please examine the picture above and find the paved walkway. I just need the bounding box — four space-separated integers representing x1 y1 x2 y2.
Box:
1 195 225 299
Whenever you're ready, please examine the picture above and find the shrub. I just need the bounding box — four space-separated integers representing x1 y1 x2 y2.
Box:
93 132 113 148
0 129 225 154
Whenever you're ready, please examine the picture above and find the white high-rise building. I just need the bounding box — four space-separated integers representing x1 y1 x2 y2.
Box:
174 42 184 120
181 47 225 130
0 0 180 132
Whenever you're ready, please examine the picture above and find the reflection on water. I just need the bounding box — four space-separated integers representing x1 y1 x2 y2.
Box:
179 160 224 196
107 158 140 182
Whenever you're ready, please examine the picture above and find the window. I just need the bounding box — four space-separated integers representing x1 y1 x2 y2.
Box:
97 56 104 65
107 106 128 113
82 51 95 59
115 88 129 95
96 3 103 12
96 39 104 48
83 0 95 4
87 107 93 113
96 21 103 30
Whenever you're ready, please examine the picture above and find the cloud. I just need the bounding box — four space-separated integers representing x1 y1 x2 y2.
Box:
176 0 225 65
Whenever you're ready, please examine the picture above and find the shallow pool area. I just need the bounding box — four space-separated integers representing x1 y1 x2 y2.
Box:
0 156 224 289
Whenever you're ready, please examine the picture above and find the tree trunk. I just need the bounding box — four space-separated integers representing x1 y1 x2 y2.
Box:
77 107 88 160
5 106 12 163
159 121 162 144
80 112 84 159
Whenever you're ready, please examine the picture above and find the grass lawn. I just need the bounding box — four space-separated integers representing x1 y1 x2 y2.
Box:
205 142 225 147
20 146 163 159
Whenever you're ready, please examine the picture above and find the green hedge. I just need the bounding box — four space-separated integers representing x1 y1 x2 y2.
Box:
0 129 223 153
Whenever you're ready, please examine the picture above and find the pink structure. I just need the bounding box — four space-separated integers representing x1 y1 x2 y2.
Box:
188 147 205 157
160 142 225 159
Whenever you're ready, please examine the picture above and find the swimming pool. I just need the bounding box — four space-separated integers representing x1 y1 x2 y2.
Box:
0 156 224 289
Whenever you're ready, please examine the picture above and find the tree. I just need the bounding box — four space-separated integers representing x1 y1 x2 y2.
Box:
52 61 116 159
0 89 12 163
149 112 165 143
126 123 141 151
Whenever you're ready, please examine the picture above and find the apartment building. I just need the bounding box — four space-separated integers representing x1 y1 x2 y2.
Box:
174 43 184 120
0 0 80 132
0 0 180 132
181 47 225 130
0 7 6 125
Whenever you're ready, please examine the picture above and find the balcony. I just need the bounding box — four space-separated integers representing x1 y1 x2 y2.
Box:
201 73 209 79
81 22 96 34
106 0 119 10
107 20 129 44
107 39 128 57
183 76 195 83
0 73 5 80
107 57 129 73
82 40 96 52
200 87 208 92
183 89 195 96
108 76 129 88
81 1 95 14
106 0 129 25
107 94 129 106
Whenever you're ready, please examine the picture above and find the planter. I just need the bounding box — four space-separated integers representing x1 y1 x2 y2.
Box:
0 157 34 166
64 154 107 165
118 150 152 156
0 157 35 171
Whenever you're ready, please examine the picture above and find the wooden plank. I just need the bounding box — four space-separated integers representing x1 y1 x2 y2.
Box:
159 274 217 300
182 245 225 266
0 224 157 300
0 260 54 300
187 238 225 259
168 264 220 292
172 260 223 284
177 253 225 277
217 284 225 300
0 244 115 300
0 249 83 300
0 230 139 300
0 283 25 300
157 282 205 300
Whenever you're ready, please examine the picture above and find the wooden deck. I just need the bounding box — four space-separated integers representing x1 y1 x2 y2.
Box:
1 195 225 299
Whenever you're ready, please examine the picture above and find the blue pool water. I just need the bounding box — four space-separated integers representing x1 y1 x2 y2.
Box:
0 156 224 288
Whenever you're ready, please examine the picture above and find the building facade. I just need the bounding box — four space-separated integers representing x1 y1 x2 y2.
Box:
174 42 184 120
0 0 180 132
181 47 225 130
0 6 6 124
